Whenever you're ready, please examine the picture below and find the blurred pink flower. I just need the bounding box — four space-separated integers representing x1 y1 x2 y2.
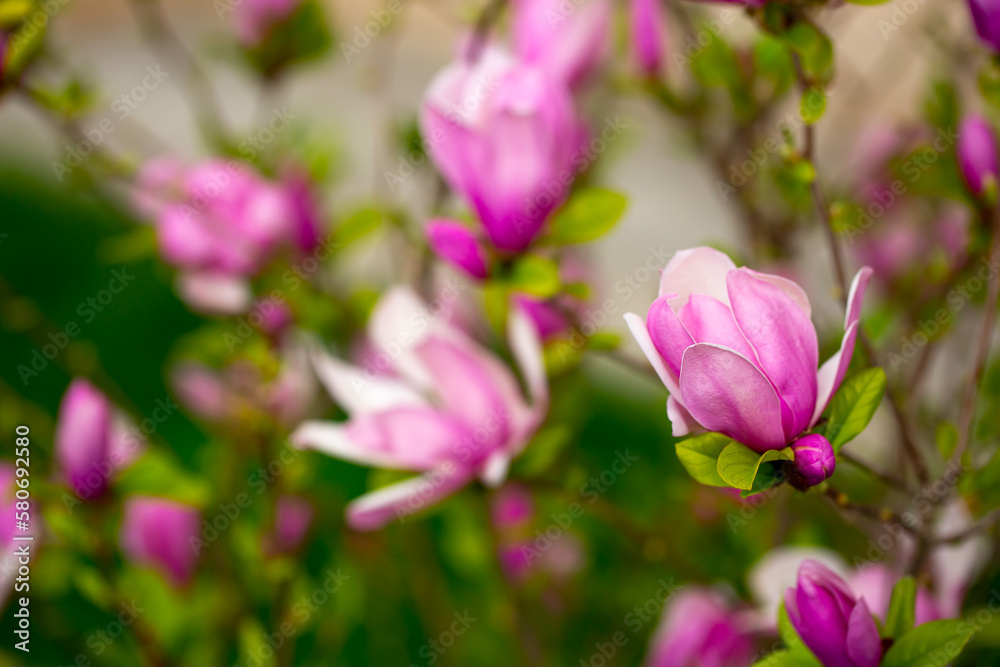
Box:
970 0 1000 52
120 497 201 587
849 565 942 627
491 484 535 527
55 379 143 500
420 46 581 252
646 587 753 667
512 0 610 89
630 0 668 76
292 286 548 530
513 294 571 340
625 247 872 452
263 496 314 555
957 114 999 196
234 0 301 47
135 158 321 291
425 219 490 279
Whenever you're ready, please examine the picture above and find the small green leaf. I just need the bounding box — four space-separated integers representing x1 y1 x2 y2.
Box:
751 650 821 667
884 576 916 639
881 619 975 667
336 207 382 246
512 425 573 478
800 88 826 125
545 188 627 245
675 433 732 487
753 35 796 98
782 22 834 84
935 422 958 460
507 255 560 298
825 368 887 451
717 442 793 491
586 332 621 351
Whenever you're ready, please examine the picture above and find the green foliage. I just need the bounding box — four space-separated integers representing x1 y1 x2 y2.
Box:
781 22 834 85
884 576 917 639
717 442 793 492
675 432 731 487
544 188 627 245
881 620 975 667
821 368 886 452
242 0 331 77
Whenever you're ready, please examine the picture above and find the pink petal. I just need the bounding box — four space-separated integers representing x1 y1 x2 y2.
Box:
309 345 427 416
346 464 471 531
426 219 490 279
743 269 813 319
667 395 700 437
624 312 680 396
658 246 737 309
679 343 787 452
678 294 758 365
727 269 818 438
845 266 874 330
176 272 252 315
811 321 859 426
846 598 883 667
647 295 694 377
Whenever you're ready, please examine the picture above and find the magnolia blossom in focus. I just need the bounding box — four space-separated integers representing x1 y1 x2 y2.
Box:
970 0 1000 51
630 0 668 76
512 0 610 89
135 157 320 313
120 497 201 587
785 560 882 667
420 46 581 252
55 379 143 499
234 0 302 47
291 287 548 530
625 247 873 453
645 587 754 667
957 114 999 196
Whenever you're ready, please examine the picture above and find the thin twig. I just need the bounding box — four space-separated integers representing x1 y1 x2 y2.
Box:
949 205 1000 469
934 507 1000 545
839 451 914 495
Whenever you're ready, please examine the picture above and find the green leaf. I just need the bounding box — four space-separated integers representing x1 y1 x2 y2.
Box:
512 425 573 478
800 88 826 125
824 368 887 451
751 650 821 667
935 422 958 460
336 207 382 246
507 255 561 298
753 35 796 99
717 442 793 491
881 619 975 667
545 188 627 245
884 576 916 639
675 433 732 487
782 22 834 84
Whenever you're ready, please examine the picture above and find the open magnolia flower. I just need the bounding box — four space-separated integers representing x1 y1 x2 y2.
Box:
291 287 548 531
625 247 873 453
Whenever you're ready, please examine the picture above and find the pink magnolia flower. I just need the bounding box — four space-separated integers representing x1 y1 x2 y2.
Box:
425 219 490 279
55 379 144 499
970 0 1000 51
291 286 548 531
630 0 668 76
420 46 581 252
646 587 754 667
957 114 999 196
512 0 611 89
234 0 302 47
624 247 873 452
134 157 320 284
120 497 201 587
